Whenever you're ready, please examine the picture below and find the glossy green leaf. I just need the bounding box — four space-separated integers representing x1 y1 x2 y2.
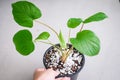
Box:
59 31 66 48
13 30 35 56
12 1 42 27
70 30 100 56
35 32 50 40
83 12 108 24
67 18 83 28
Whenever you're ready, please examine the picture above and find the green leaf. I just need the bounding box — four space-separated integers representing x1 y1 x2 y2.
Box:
83 12 108 24
35 32 50 41
59 31 66 48
13 30 35 56
67 18 83 28
70 30 100 56
12 1 42 27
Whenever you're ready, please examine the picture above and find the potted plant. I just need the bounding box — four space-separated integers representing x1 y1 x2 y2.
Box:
11 1 108 80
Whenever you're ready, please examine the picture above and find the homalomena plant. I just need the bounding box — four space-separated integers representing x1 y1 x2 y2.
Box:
12 1 108 62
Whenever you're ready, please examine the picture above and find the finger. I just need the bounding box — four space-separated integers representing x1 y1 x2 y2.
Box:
37 69 60 80
35 68 46 72
55 77 71 80
55 77 63 80
62 77 71 80
47 69 60 76
34 68 46 77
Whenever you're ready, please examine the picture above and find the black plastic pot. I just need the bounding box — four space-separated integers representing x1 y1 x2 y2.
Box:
43 44 85 80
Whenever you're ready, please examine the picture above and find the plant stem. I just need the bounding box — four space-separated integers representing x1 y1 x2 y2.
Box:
38 40 62 56
60 46 73 63
35 20 59 38
80 23 84 32
67 29 71 43
47 39 54 45
38 41 52 45
47 39 63 54
66 46 73 56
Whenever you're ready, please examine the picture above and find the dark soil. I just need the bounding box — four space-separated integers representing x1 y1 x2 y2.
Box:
43 44 84 76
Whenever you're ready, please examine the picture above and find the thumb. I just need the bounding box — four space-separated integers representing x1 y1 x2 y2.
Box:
46 69 60 77
61 77 71 80
55 77 71 80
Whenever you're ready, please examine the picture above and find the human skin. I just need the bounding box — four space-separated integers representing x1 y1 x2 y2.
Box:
33 68 70 80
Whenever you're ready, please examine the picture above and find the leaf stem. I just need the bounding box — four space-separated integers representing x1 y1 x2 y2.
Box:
38 40 62 56
35 20 59 38
66 46 73 56
80 23 84 32
37 41 52 45
61 46 73 63
67 29 71 43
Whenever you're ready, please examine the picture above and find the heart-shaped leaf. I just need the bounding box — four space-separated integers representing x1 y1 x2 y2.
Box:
35 32 50 41
13 30 35 56
12 1 42 27
83 12 108 24
70 30 100 56
67 18 83 28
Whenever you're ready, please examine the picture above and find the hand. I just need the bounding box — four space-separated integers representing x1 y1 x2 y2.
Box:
33 68 70 80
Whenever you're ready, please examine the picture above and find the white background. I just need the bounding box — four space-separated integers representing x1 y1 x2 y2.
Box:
0 0 120 80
